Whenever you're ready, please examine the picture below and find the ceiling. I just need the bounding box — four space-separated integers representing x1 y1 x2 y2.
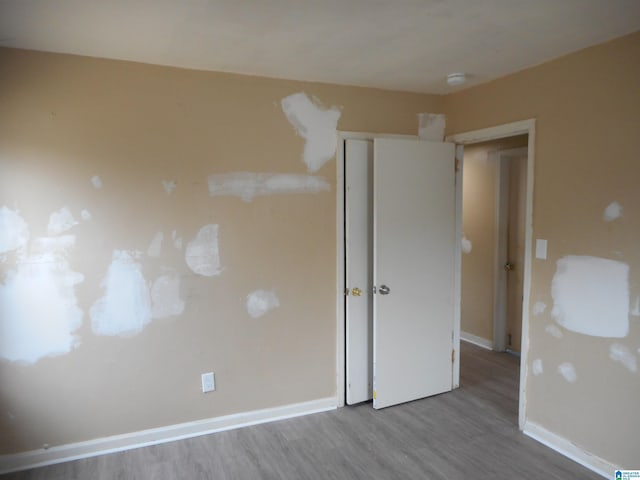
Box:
1 0 639 94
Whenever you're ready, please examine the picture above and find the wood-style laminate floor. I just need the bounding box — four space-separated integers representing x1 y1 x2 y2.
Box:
2 342 601 479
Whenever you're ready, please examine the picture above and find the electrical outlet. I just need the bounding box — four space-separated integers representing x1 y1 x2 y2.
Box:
201 372 215 393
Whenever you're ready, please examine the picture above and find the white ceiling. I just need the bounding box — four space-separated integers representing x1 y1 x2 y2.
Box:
1 0 639 94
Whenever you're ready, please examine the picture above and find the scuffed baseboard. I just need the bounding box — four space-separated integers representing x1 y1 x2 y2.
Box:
523 421 616 478
0 397 337 475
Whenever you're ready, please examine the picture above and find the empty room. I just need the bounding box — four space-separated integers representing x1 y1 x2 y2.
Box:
1 1 639 479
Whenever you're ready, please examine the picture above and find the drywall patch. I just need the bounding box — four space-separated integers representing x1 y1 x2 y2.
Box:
417 113 446 141
544 324 563 339
603 201 622 222
147 232 164 257
0 206 29 255
80 209 92 221
91 175 103 189
532 358 543 376
151 270 184 319
281 92 341 173
162 180 176 194
185 224 222 277
533 301 547 316
557 363 577 383
551 255 629 338
609 343 637 373
461 234 472 254
47 207 78 236
208 173 331 202
0 243 84 364
631 297 640 317
31 235 76 256
172 230 183 250
90 250 152 337
246 290 280 318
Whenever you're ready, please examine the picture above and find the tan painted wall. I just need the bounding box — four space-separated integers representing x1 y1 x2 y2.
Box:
0 47 442 454
447 31 640 467
461 137 527 345
461 145 498 342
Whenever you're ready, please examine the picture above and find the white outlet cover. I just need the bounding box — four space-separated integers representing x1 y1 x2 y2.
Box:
201 372 215 393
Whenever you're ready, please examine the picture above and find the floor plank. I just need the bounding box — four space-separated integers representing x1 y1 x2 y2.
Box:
1 342 602 479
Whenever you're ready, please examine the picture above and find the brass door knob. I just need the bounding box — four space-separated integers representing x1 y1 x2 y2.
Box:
351 287 363 297
504 262 514 271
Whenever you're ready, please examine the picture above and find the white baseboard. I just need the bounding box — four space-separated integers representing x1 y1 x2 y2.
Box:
0 396 337 475
460 331 493 350
523 421 616 478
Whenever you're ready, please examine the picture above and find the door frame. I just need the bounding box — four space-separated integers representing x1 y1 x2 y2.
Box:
335 131 417 408
493 147 528 353
447 119 536 430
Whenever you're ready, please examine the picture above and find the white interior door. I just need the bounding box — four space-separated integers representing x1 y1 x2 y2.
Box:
345 139 373 404
373 138 456 409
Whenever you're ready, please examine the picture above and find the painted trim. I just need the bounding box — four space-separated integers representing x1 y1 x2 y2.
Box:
460 331 493 350
336 137 346 408
335 131 417 409
447 119 535 431
523 421 615 478
0 397 337 475
452 145 463 388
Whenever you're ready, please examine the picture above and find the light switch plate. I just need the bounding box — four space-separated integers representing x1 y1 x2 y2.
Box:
536 239 548 260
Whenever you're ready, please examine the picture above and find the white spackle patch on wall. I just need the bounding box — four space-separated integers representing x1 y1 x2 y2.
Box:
151 270 185 319
0 206 29 255
631 297 640 317
551 255 629 338
80 209 92 221
557 362 577 383
185 224 222 277
162 180 177 194
91 175 103 189
532 358 543 376
544 324 563 339
609 343 638 373
31 235 76 256
603 201 623 222
417 113 446 141
281 92 341 173
147 232 164 257
208 173 331 202
533 301 547 316
47 207 78 236
172 230 183 250
246 290 280 319
461 234 472 254
90 250 152 337
0 243 84 364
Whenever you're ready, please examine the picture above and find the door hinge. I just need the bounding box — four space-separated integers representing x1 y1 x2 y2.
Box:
455 158 460 173
452 349 455 363
344 288 349 296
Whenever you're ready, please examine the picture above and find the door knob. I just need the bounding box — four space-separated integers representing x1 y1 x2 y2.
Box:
504 262 514 271
351 287 363 297
379 285 390 295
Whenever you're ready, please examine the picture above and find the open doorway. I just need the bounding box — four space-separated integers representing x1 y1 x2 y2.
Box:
460 137 528 355
448 120 535 429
